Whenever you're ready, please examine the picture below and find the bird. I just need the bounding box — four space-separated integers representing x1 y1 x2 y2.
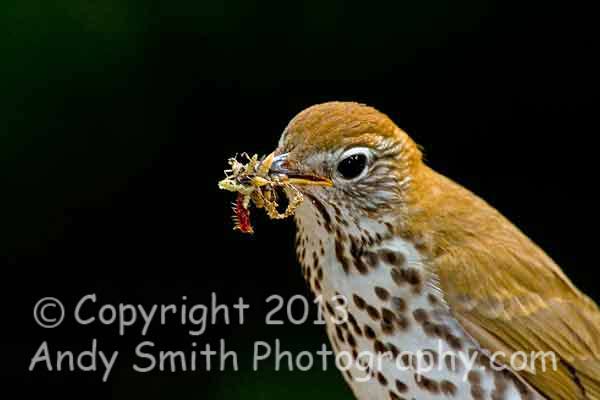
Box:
265 101 600 400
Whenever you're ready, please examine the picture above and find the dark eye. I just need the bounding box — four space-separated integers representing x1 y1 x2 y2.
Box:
337 153 368 180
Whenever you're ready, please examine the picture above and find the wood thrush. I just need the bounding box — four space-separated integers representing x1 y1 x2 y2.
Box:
268 102 600 400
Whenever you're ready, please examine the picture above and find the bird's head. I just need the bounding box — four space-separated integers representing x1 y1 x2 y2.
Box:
269 101 423 223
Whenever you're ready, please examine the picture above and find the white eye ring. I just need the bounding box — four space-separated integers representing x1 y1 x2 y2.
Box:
335 147 372 181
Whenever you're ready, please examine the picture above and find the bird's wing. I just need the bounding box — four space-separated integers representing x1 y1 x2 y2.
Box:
436 222 600 400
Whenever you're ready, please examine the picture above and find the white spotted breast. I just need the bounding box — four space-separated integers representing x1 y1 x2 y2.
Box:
293 197 543 400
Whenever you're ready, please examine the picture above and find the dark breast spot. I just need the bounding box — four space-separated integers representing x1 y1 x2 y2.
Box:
423 321 444 337
402 268 421 286
395 380 408 393
415 374 440 394
353 294 366 310
348 236 369 275
305 266 312 280
364 324 376 340
335 240 350 274
412 308 429 324
366 304 381 321
325 301 335 316
379 249 406 266
374 286 390 301
377 371 388 386
384 222 394 234
381 319 395 335
388 343 400 359
331 202 342 217
344 369 353 381
396 314 410 330
312 277 321 293
373 340 387 354
297 245 306 264
353 260 369 275
427 293 438 305
347 332 357 348
381 307 395 321
391 296 407 312
400 353 413 368
391 269 405 287
446 334 463 350
467 370 481 385
363 251 379 269
440 380 458 396
444 353 461 372
348 312 363 336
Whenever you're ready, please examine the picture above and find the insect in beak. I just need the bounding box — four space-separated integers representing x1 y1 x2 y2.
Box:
219 152 316 233
268 153 333 187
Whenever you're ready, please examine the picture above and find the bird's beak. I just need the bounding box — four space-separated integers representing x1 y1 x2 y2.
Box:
267 152 333 187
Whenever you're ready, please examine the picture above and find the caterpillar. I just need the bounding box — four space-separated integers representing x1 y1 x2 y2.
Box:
232 193 254 234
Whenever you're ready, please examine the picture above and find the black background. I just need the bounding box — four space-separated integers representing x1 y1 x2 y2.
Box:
2 0 598 398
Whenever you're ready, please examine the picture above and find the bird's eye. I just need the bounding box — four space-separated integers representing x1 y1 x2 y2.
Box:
336 149 370 180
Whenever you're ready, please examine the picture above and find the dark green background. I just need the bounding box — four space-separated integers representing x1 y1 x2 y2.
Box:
2 1 598 399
